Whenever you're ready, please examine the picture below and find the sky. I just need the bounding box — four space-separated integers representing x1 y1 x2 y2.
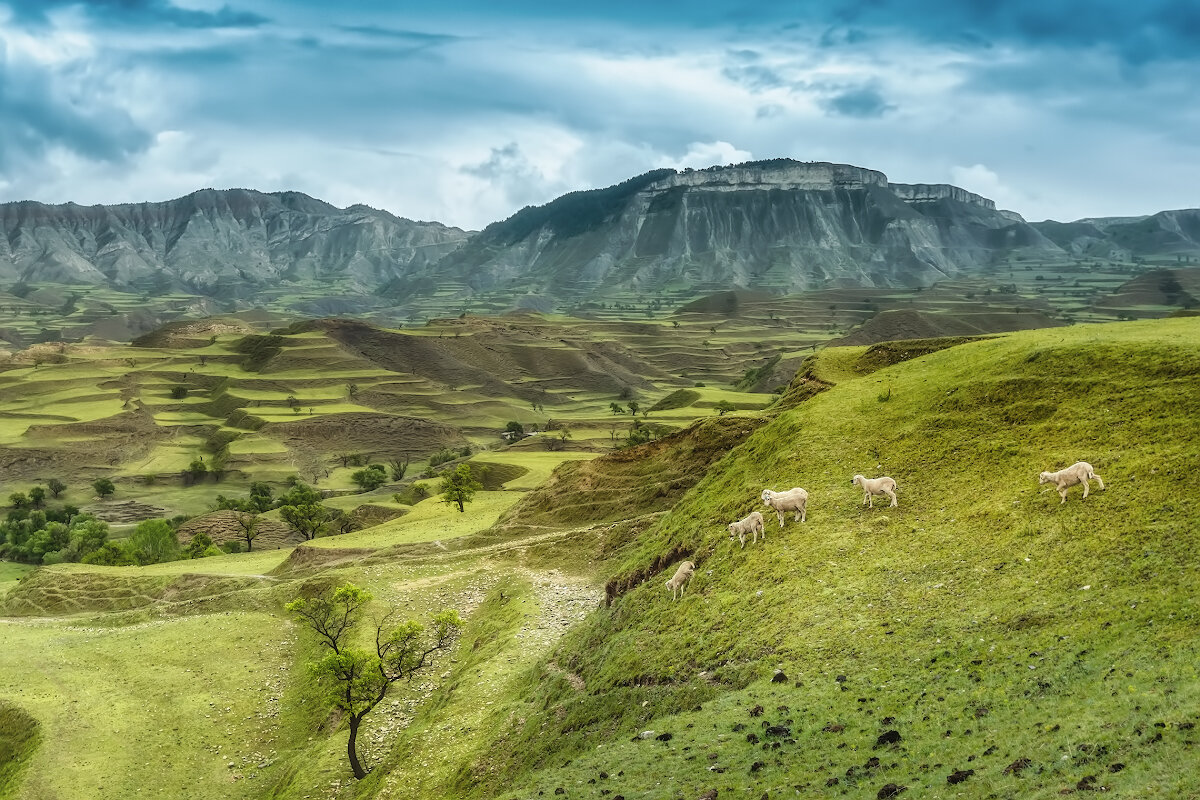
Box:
0 0 1198 230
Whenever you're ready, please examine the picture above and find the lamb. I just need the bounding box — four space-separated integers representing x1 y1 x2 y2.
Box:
1039 461 1105 504
665 560 696 600
761 488 809 527
727 511 766 548
851 475 898 508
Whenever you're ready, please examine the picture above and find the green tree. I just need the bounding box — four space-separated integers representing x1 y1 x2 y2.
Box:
185 530 218 559
609 402 625 415
627 401 640 416
714 399 737 416
440 464 482 513
504 421 525 438
128 519 180 565
8 492 29 510
27 487 46 508
351 466 389 492
280 503 334 540
92 478 116 499
286 584 461 780
47 478 66 499
183 458 208 486
234 512 260 552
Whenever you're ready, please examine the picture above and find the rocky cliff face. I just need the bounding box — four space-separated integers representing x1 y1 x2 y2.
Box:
413 159 1058 297
1033 209 1200 260
0 189 469 294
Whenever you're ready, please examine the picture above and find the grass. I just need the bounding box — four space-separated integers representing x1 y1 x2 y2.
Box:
307 491 524 549
0 611 303 800
431 318 1200 800
1 314 1197 800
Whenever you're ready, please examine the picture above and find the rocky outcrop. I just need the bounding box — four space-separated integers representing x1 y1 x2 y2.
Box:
889 183 997 210
0 189 470 294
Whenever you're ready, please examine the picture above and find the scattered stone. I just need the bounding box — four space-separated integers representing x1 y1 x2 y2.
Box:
771 670 788 683
825 778 839 787
1004 758 1032 775
947 769 974 785
836 675 848 683
599 771 608 779
876 783 906 799
746 733 759 744
822 723 844 733
881 717 895 725
864 757 881 769
655 732 673 742
554 789 565 796
698 790 718 800
764 725 791 737
1077 775 1101 791
874 730 901 748
638 730 656 740
1109 763 1125 773
750 705 764 717
732 723 746 732
750 761 765 773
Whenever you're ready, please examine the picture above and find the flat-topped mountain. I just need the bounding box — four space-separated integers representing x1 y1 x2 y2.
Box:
399 159 1053 298
0 188 469 295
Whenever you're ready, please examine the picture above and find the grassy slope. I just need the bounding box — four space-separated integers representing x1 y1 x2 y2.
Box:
440 318 1200 800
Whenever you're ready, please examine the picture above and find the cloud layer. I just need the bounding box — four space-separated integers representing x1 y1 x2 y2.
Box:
0 0 1197 228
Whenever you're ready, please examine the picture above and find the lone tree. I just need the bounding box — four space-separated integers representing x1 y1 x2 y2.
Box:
440 463 482 513
28 486 46 508
714 400 737 416
351 465 388 492
280 502 334 540
92 478 116 499
234 512 260 552
609 402 624 415
47 478 66 499
286 584 461 780
387 455 409 482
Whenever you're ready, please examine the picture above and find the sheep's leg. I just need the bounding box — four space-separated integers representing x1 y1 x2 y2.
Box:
1081 479 1090 499
800 506 807 523
867 493 874 509
777 511 785 528
1094 474 1105 490
1059 488 1068 504
887 489 897 507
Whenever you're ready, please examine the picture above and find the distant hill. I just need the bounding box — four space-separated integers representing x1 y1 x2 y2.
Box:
3 165 1200 316
0 189 469 296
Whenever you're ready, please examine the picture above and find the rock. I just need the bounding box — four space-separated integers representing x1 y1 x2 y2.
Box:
874 730 901 748
749 761 765 773
877 783 906 799
946 769 974 785
771 670 788 683
749 705 764 717
655 732 673 742
638 730 655 740
822 723 844 733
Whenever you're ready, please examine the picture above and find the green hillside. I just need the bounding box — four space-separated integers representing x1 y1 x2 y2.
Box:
450 319 1200 799
0 318 1197 800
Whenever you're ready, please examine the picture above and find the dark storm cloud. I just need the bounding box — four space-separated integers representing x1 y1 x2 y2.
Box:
3 0 267 28
819 85 896 118
0 41 151 171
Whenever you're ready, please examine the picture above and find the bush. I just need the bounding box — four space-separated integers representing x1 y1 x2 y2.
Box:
170 386 189 399
428 448 462 468
92 478 116 499
351 466 389 492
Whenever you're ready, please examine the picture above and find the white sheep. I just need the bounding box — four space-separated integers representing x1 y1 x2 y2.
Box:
1039 461 1105 504
761 488 809 527
727 511 766 548
851 475 898 508
665 560 696 600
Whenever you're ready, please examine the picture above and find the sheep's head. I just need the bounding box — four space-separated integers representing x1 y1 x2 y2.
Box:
1038 472 1052 484
727 523 737 537
761 489 773 504
851 474 864 486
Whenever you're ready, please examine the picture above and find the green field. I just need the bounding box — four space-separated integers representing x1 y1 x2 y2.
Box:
1 312 1198 800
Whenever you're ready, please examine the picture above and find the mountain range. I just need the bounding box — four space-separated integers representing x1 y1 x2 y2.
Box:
2 160 1199 306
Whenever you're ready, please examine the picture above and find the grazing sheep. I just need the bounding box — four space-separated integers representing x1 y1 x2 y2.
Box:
1039 461 1105 504
851 475 898 508
728 511 766 548
761 488 809 527
665 560 696 600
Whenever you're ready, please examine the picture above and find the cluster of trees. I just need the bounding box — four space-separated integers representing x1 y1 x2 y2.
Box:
216 478 354 542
